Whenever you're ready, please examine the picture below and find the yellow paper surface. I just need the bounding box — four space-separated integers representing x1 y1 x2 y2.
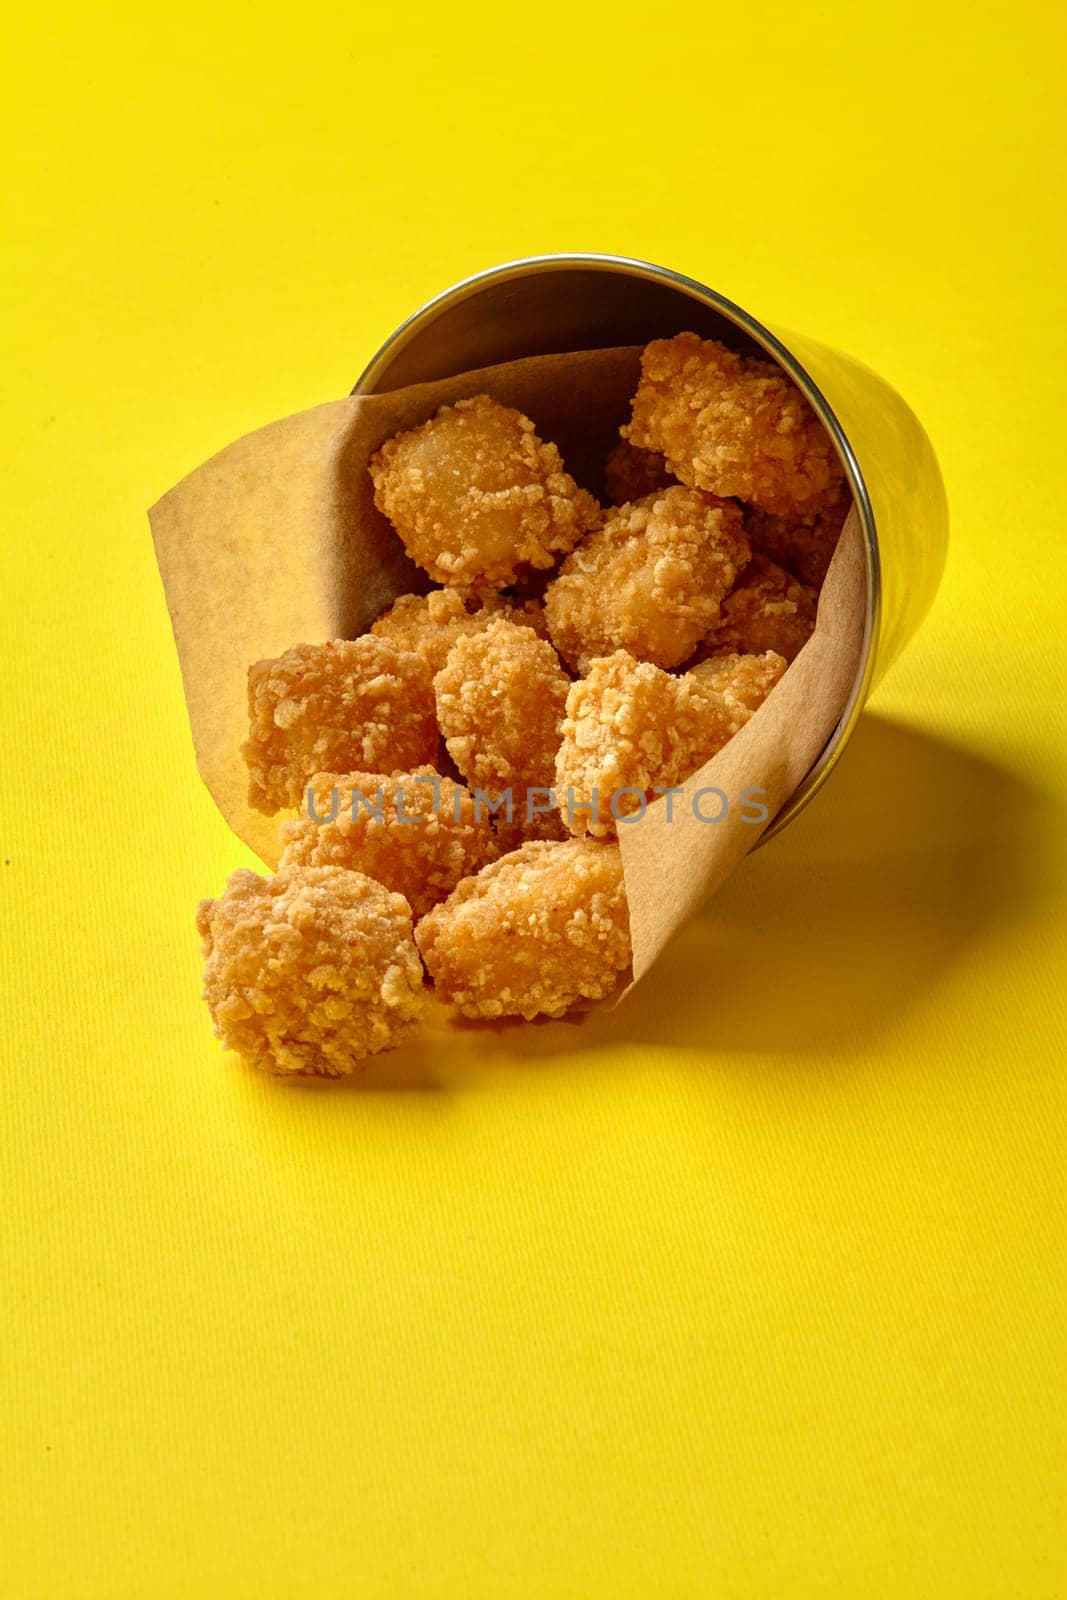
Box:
3 6 1064 1599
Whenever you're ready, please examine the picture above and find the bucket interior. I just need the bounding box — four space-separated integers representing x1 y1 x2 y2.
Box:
353 255 877 844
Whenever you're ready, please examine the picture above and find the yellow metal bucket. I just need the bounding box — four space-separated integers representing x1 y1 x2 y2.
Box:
353 254 949 842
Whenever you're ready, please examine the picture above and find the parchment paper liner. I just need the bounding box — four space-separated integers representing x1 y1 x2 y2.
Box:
149 346 865 992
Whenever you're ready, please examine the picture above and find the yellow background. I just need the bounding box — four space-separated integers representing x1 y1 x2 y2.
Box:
2 2 1064 1595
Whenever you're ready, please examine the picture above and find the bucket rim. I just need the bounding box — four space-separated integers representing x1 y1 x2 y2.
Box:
353 251 881 845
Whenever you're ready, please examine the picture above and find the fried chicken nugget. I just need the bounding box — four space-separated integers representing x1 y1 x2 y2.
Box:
433 618 570 828
697 553 818 664
555 648 787 837
369 394 601 592
544 486 749 672
745 483 851 588
415 839 631 1019
603 439 674 504
197 865 425 1076
369 588 548 678
242 637 438 815
278 767 499 920
624 333 845 517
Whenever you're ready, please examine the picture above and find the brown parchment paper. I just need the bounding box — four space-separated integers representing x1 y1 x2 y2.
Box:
619 507 864 984
149 346 866 985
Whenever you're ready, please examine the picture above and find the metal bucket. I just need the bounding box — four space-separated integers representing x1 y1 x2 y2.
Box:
353 253 948 843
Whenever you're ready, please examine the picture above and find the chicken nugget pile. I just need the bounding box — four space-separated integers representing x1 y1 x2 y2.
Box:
197 335 850 1076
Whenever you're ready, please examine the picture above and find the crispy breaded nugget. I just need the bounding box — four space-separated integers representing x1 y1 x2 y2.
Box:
555 648 786 837
197 865 425 1076
603 439 674 504
369 394 601 591
687 650 790 708
624 333 845 516
433 619 570 827
745 484 851 587
242 638 438 815
415 839 631 1019
369 588 547 678
278 767 498 919
544 486 749 671
697 553 818 664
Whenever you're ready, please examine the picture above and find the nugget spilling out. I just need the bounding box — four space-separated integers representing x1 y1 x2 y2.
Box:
545 486 749 672
201 328 854 1073
696 553 818 664
370 588 548 678
279 768 499 920
433 618 570 825
555 648 787 838
369 393 601 592
624 332 845 517
415 840 632 1019
242 637 438 814
197 865 425 1076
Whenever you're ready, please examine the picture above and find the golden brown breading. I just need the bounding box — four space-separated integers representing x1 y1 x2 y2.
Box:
197 865 425 1076
415 840 631 1019
369 588 548 678
744 484 851 587
278 767 499 920
369 394 601 592
603 439 675 504
433 618 570 827
555 648 787 837
544 486 749 672
242 638 438 815
687 650 790 710
697 553 818 664
624 332 845 517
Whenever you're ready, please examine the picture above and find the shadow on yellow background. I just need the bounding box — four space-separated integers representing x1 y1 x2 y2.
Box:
3 2 1064 1592
613 712 1051 1057
254 710 1051 1099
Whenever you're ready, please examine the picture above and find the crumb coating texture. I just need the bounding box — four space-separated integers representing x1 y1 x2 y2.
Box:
369 394 600 591
433 619 570 816
545 486 749 671
415 839 631 1019
624 333 845 516
744 484 851 587
555 648 787 837
242 638 438 814
698 553 818 664
197 865 425 1075
278 767 499 920
370 589 548 678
